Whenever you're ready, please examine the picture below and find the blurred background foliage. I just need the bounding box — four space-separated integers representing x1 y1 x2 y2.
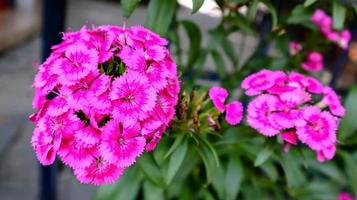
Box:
96 0 357 199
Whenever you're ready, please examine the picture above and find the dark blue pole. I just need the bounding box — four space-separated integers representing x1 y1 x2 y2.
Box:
329 17 357 88
41 0 66 200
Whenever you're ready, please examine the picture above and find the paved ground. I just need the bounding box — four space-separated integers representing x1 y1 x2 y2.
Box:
0 0 257 199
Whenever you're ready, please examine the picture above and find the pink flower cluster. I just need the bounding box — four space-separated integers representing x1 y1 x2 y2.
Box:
289 41 302 56
311 9 351 49
339 192 356 200
301 51 324 72
209 87 243 125
30 25 179 185
242 70 345 162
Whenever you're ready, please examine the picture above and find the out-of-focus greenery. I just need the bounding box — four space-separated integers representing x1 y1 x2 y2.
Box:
97 0 357 199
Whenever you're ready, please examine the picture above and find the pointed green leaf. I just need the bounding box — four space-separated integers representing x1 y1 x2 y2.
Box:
165 140 188 185
254 142 274 167
212 166 225 199
304 0 317 7
221 36 238 67
143 181 165 200
248 0 259 22
146 0 176 36
211 50 226 79
279 153 306 188
95 166 142 200
339 86 357 141
225 157 243 200
181 20 202 70
341 151 357 197
164 134 185 158
137 154 166 188
121 0 141 18
194 135 220 183
333 1 346 30
192 0 204 14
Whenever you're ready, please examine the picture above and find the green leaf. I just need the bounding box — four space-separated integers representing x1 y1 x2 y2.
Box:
137 154 166 188
164 134 185 158
260 0 277 29
143 181 165 200
279 152 306 189
211 50 226 79
225 156 243 200
95 166 142 200
287 5 315 29
260 162 278 182
165 140 188 185
247 0 259 23
181 20 202 70
306 161 346 185
254 142 274 167
192 0 205 14
194 135 220 183
146 0 176 36
230 13 254 34
121 0 141 18
341 151 357 197
212 166 225 199
339 86 357 140
304 0 317 7
332 1 346 30
221 35 238 67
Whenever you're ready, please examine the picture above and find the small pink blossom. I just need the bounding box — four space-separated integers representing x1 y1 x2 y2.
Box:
289 41 302 56
241 70 284 96
225 101 243 125
74 156 124 185
296 106 337 151
209 86 243 126
301 52 324 72
338 29 351 49
316 145 336 162
281 130 298 145
100 120 146 167
209 86 228 113
338 192 356 200
311 9 351 49
321 86 345 117
247 94 281 136
52 43 99 86
110 71 157 121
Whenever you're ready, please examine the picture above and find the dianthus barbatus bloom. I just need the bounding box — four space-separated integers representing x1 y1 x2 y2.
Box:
338 192 356 200
311 9 351 49
301 51 324 72
242 70 345 162
30 25 180 185
208 86 243 126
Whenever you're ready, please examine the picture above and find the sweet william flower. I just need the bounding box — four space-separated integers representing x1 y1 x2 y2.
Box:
209 86 228 113
100 120 146 167
242 70 345 162
289 41 302 56
301 51 324 72
209 86 243 126
30 25 180 185
338 192 356 200
311 9 351 49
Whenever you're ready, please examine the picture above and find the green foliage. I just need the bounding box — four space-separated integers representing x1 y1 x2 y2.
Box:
95 1 357 199
339 86 357 141
120 0 141 17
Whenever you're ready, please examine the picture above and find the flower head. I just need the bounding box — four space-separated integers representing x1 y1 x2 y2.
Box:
242 70 344 162
30 25 179 184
